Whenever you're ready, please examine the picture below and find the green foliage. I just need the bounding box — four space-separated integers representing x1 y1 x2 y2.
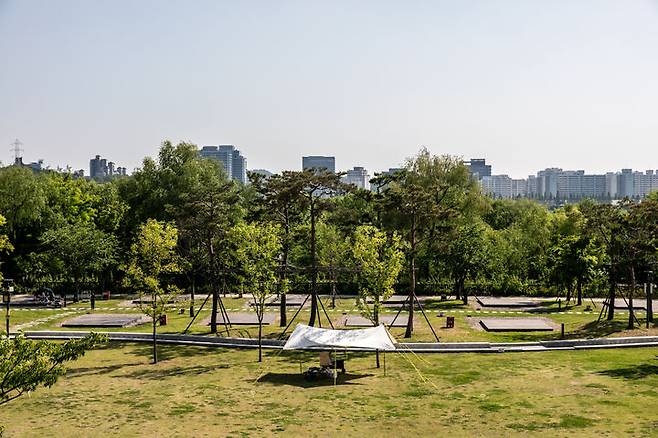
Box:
40 222 118 292
352 225 404 324
0 332 106 406
124 219 182 317
0 166 46 240
123 219 182 363
231 222 282 361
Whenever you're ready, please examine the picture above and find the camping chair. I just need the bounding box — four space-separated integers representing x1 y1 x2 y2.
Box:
319 351 345 373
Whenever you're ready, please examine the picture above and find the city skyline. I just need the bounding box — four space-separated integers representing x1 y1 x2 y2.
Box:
2 1 658 177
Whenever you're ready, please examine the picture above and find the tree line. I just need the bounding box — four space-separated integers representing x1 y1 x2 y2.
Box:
1 142 657 338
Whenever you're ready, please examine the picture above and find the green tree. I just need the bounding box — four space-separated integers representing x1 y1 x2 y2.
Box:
0 215 14 283
291 170 349 327
0 333 106 406
351 226 404 325
176 163 242 334
123 219 181 364
445 222 488 304
316 221 350 308
377 149 481 337
41 222 118 301
0 167 45 242
249 171 305 326
232 223 282 362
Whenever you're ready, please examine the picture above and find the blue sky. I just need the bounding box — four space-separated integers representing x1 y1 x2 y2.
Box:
1 0 658 178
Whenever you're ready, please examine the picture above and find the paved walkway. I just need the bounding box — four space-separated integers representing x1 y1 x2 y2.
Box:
19 330 658 353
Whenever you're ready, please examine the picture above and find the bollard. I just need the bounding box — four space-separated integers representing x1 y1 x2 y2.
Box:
561 323 565 339
558 299 561 310
91 292 95 310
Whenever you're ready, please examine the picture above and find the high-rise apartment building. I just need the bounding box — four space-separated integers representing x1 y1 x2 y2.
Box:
89 155 126 180
302 156 335 173
466 158 492 179
199 145 247 184
341 166 370 189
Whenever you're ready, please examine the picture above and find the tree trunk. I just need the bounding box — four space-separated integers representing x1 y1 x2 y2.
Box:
405 216 416 338
577 278 582 306
628 267 635 330
331 274 337 309
258 318 263 362
607 280 616 321
461 277 468 305
189 277 195 318
309 201 318 327
152 294 158 364
209 242 218 334
279 244 289 327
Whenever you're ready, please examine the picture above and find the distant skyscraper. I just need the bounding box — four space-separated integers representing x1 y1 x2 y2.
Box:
342 166 370 189
466 159 491 179
302 156 335 173
90 155 107 179
199 145 247 184
89 155 126 180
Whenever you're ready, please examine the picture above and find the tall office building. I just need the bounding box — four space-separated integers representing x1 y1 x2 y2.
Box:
199 145 247 184
466 158 492 179
342 166 370 189
302 156 335 173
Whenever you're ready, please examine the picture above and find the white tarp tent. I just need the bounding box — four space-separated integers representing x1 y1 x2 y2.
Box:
283 323 397 351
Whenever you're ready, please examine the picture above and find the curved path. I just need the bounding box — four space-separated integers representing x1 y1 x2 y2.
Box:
20 330 658 353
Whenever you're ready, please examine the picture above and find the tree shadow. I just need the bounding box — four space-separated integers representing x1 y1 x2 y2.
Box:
121 364 229 380
66 362 144 377
570 319 632 339
597 362 658 380
256 372 372 388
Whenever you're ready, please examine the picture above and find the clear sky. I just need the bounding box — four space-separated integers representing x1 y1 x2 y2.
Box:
1 0 658 178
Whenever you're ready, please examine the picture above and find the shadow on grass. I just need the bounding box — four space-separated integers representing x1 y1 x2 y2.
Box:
256 372 372 388
66 362 144 377
569 319 631 339
122 364 229 379
597 360 658 380
104 341 225 361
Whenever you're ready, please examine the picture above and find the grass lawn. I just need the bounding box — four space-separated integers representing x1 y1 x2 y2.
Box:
2 342 658 437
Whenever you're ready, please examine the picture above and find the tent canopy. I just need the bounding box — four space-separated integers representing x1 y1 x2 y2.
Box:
283 324 397 351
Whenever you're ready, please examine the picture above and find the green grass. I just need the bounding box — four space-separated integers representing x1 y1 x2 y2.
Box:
3 343 658 436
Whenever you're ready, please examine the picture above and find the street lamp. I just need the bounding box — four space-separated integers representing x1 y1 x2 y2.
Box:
3 279 14 337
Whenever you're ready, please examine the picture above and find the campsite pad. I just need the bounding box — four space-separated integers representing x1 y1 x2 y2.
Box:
62 313 150 328
262 294 308 307
343 314 407 328
476 297 544 308
204 312 276 326
479 317 554 332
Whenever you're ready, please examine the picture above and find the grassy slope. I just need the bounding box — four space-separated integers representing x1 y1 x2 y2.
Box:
2 343 658 437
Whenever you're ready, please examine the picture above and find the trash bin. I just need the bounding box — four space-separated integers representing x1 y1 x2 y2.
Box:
446 316 455 328
159 314 168 326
